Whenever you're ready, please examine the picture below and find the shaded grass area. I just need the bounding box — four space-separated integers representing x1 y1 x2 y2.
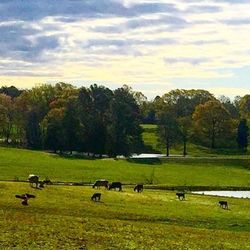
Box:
0 182 249 249
0 147 250 187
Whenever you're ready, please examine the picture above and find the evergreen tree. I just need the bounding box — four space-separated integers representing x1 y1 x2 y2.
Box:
237 119 249 151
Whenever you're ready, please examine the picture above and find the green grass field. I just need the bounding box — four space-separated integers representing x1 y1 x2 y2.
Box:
0 147 250 187
0 144 250 249
0 182 249 249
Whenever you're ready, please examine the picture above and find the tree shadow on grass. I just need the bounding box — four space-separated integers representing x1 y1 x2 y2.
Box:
127 158 162 165
49 152 98 160
141 144 162 154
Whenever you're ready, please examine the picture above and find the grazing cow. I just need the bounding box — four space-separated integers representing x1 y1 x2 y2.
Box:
109 182 122 191
91 193 101 201
38 181 45 188
28 174 39 188
93 179 109 189
219 201 228 209
176 192 185 200
15 193 36 206
134 184 143 193
37 179 52 188
43 179 52 185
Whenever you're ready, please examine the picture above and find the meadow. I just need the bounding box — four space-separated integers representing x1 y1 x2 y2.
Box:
0 133 250 249
0 146 250 187
0 182 249 249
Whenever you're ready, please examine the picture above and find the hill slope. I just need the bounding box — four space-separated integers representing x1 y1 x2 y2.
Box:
0 147 249 187
1 182 249 249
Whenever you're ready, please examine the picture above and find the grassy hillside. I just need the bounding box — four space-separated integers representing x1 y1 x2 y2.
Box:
1 145 249 249
0 147 250 187
141 124 163 153
0 182 249 249
141 124 250 156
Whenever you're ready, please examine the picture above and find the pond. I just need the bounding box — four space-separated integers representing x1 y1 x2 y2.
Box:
192 191 250 199
130 153 165 158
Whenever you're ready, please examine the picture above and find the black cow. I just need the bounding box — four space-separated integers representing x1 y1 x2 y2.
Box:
134 184 143 193
218 201 228 209
43 179 52 185
109 182 122 191
176 192 185 200
38 179 52 188
91 193 101 201
93 180 109 189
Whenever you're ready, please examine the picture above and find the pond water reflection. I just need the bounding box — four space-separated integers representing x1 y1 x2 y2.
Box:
192 191 250 198
131 153 165 158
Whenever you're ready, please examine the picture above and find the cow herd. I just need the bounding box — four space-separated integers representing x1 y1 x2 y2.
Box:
93 180 123 191
14 175 229 210
92 179 140 199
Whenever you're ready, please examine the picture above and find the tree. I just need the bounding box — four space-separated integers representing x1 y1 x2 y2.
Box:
157 111 179 157
158 89 211 155
42 108 65 153
178 116 192 156
141 101 156 124
49 85 80 153
160 89 215 154
238 95 250 120
155 96 179 157
77 87 93 154
219 95 239 119
0 85 23 98
192 100 236 148
0 94 16 143
63 101 80 153
106 87 143 157
89 84 113 156
162 89 215 117
237 119 249 151
16 84 58 148
26 110 43 149
76 85 113 156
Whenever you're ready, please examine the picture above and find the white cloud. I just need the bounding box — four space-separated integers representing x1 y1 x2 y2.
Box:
208 87 249 98
0 0 250 97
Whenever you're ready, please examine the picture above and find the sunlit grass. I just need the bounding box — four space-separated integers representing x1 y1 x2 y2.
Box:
0 147 250 187
0 182 249 249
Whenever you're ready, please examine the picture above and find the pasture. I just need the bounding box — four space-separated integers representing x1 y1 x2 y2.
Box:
0 182 250 249
0 147 250 187
0 146 250 249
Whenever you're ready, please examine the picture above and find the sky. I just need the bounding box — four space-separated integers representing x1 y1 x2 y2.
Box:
1 0 250 99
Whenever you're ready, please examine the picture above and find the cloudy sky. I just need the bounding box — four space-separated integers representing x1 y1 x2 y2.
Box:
1 0 250 99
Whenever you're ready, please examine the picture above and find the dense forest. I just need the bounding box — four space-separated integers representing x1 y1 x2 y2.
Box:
0 83 249 157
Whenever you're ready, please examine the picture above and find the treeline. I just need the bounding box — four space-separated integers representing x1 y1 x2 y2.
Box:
142 89 249 155
0 84 249 156
0 83 142 157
